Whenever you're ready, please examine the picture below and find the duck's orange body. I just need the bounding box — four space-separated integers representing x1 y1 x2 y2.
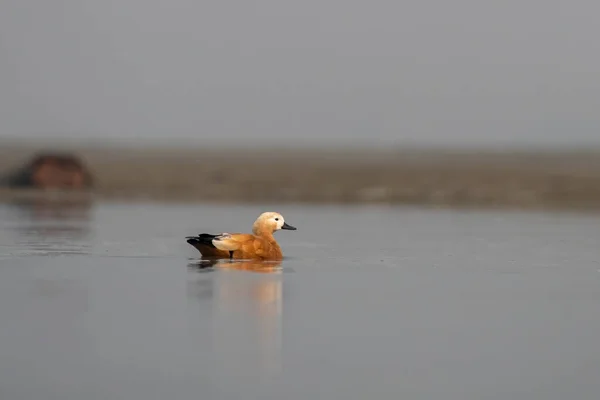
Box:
186 212 296 261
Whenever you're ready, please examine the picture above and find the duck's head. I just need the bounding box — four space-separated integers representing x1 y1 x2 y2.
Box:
253 212 297 235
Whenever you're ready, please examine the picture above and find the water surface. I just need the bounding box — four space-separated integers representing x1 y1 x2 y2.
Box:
1 201 599 400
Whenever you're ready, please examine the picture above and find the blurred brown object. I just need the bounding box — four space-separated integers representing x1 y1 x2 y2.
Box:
2 152 93 190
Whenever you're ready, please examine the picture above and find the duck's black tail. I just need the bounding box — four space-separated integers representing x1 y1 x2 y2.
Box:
186 234 218 248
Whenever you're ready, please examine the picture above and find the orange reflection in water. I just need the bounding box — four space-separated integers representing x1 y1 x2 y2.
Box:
189 259 284 378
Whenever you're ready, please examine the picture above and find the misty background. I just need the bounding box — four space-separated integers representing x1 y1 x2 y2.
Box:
1 0 599 149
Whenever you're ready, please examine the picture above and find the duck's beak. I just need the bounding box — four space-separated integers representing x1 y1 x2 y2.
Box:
281 222 297 230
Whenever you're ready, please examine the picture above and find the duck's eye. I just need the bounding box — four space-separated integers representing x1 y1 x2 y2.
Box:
275 218 279 221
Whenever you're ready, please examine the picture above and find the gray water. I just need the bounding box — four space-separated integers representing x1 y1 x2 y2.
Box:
1 201 599 400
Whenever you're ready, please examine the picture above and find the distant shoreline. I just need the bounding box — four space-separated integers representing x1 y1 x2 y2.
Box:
1 143 600 213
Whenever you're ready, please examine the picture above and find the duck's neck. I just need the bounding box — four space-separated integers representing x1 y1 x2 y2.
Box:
253 227 276 241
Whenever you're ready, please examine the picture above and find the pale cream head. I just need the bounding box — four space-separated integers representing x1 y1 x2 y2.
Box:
252 212 297 235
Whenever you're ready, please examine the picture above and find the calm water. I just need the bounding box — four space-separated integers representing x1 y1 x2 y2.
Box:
1 201 600 400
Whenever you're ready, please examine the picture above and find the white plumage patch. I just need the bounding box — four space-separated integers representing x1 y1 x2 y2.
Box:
213 233 231 241
212 233 238 251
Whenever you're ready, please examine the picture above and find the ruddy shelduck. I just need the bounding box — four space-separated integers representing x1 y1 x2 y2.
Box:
186 212 296 260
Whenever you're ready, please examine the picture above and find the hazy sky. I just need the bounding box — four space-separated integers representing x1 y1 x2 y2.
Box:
1 0 599 148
